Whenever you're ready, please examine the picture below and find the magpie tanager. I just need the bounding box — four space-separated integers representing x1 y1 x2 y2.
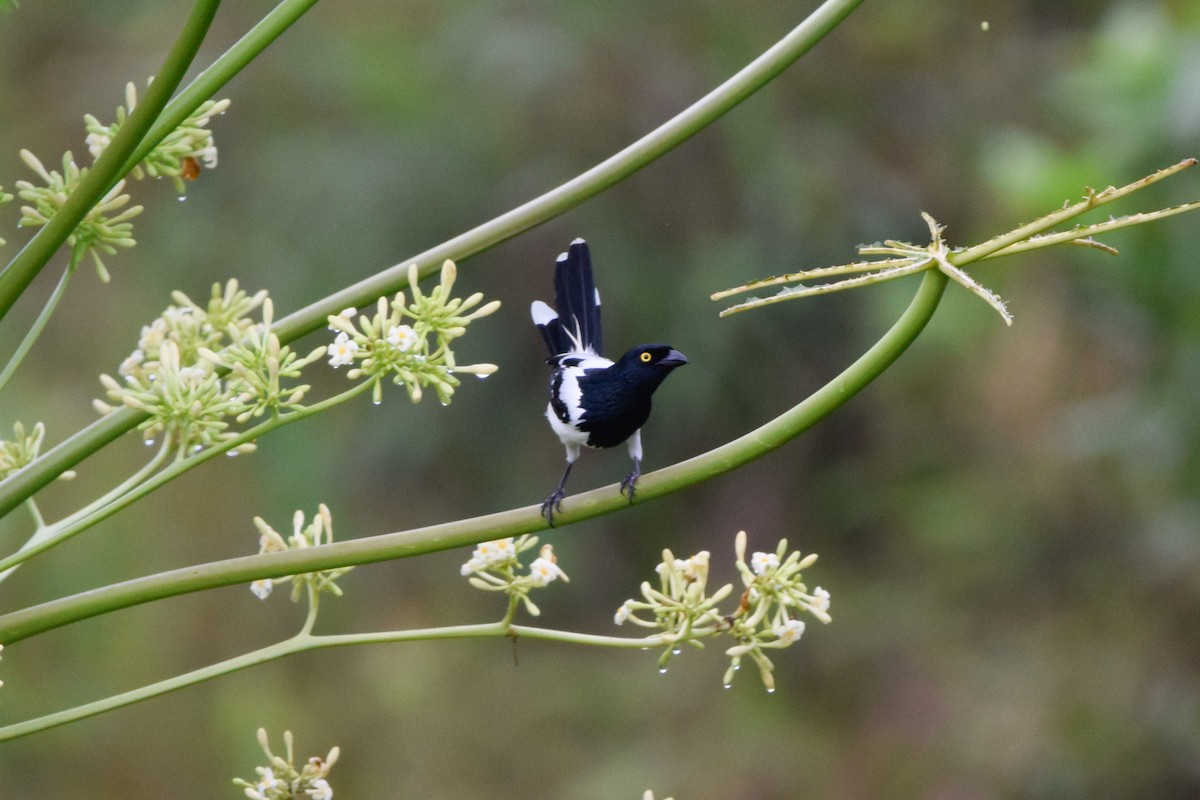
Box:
531 238 688 524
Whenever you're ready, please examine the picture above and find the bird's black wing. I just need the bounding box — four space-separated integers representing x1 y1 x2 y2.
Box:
553 238 603 356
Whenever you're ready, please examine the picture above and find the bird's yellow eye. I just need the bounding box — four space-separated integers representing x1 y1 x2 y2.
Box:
639 351 653 363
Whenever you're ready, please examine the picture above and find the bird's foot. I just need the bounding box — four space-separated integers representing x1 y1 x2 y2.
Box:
540 489 566 526
619 465 641 504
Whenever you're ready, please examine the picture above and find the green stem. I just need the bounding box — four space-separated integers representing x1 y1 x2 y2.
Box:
0 618 669 742
23 499 44 530
0 440 174 587
0 0 220 321
119 0 323 179
0 269 946 645
0 254 77 395
0 380 373 577
0 0 866 520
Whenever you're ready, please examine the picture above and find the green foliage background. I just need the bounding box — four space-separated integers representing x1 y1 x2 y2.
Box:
1 1 1198 797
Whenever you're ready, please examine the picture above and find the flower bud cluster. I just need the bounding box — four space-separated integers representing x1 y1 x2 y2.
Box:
95 281 323 453
15 149 142 281
614 531 831 691
248 504 352 602
199 298 325 423
326 261 500 405
614 549 733 672
84 80 231 194
0 421 76 482
460 535 568 617
234 728 339 800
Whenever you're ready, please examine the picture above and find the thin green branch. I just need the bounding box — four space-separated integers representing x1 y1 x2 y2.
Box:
0 0 221 321
980 198 1200 259
0 254 77 394
0 0 867 520
0 269 947 645
0 617 670 742
0 439 173 587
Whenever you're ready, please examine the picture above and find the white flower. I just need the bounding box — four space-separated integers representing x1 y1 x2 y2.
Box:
528 557 565 587
750 551 779 575
773 618 806 645
198 143 219 169
461 538 517 575
528 545 567 587
811 586 831 613
85 131 111 161
306 778 333 800
327 333 358 367
614 600 633 625
477 538 515 565
386 324 418 352
250 579 274 600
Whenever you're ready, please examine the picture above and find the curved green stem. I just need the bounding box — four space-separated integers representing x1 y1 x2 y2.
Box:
0 253 77 395
0 269 946 645
0 618 669 742
0 380 373 577
0 0 221 321
0 0 866 520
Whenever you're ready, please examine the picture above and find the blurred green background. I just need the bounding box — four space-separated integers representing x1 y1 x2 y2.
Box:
2 1 1199 797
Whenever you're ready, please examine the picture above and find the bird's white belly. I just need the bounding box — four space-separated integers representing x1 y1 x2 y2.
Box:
546 404 590 446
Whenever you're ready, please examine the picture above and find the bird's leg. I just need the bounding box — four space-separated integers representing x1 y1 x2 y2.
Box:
620 430 643 503
541 461 574 526
619 457 641 503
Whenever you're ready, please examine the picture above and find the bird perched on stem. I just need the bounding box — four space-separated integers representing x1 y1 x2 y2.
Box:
531 238 688 525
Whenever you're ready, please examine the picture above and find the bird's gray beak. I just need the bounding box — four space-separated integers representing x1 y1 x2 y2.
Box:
661 349 689 368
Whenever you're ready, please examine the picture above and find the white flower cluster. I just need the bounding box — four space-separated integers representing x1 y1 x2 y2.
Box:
460 535 567 617
234 728 338 800
613 531 832 691
722 530 831 691
325 261 500 405
248 504 352 603
95 281 323 453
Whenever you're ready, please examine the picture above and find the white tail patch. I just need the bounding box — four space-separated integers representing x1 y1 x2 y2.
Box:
530 300 558 326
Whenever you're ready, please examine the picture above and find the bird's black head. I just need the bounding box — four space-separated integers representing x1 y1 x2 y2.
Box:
614 344 689 386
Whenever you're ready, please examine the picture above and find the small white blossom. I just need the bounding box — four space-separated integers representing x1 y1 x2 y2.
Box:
85 131 111 161
306 778 333 800
386 324 418 352
327 332 358 367
811 586 831 613
529 556 565 587
250 579 273 600
750 551 779 575
614 600 634 625
773 618 806 645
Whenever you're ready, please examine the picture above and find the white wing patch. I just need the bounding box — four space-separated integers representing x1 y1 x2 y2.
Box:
557 355 613 427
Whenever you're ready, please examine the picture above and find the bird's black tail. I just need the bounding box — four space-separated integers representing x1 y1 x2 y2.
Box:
531 238 604 357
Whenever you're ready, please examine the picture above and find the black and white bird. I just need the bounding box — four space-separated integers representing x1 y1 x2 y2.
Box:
531 238 688 524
